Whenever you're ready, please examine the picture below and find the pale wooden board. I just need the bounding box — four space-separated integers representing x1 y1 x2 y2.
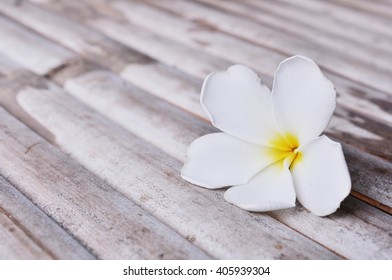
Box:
0 0 230 79
329 0 392 20
0 107 210 260
154 0 392 76
0 73 340 259
341 196 392 233
0 0 152 73
0 210 51 260
0 15 74 75
0 176 95 259
243 0 392 49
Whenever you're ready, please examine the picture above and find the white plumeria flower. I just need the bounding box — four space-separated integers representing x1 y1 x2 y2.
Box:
181 55 351 216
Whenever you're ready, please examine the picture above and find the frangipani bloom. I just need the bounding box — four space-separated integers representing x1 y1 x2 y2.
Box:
181 56 351 216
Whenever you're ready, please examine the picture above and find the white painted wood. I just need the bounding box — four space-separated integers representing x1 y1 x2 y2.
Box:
0 0 229 78
342 196 392 233
0 16 73 75
0 176 95 259
268 206 392 259
10 81 338 259
0 108 209 259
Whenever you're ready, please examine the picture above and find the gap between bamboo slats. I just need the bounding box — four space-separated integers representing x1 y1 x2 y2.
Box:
0 176 95 259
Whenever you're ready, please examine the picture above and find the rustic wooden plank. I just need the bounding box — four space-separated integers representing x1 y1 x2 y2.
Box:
241 0 392 49
342 144 392 213
155 0 392 76
121 63 206 119
0 176 95 259
341 196 392 233
275 0 392 39
62 70 392 258
0 107 209 260
0 15 74 75
0 210 51 260
0 0 153 73
268 205 392 259
0 0 229 79
0 73 340 259
105 0 392 94
329 0 392 20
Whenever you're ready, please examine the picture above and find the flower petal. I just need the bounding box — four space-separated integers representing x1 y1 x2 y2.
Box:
181 133 278 189
272 56 336 143
201 64 278 145
224 161 296 211
291 136 351 216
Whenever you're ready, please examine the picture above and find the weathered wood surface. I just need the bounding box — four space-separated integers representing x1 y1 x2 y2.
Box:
0 0 391 259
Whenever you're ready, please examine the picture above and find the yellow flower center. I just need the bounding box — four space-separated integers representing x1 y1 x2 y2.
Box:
267 132 302 169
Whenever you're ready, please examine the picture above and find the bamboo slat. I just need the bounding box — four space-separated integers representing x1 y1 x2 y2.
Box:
0 176 94 259
0 106 209 259
0 0 390 260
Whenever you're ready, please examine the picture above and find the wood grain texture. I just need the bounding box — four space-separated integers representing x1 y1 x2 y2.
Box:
157 0 392 76
243 0 392 50
0 176 95 259
0 0 230 79
329 0 392 20
108 0 392 94
0 0 390 260
0 210 51 260
0 106 209 259
0 15 74 75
